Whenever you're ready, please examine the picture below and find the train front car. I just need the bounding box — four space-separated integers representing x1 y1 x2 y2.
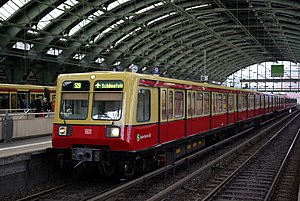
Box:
51 72 154 176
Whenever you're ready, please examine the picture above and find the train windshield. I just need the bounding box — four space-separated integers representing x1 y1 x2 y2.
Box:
92 92 122 120
60 92 88 120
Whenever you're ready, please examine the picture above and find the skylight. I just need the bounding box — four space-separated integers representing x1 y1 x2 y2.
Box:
0 0 32 21
46 48 63 56
68 10 104 36
135 2 164 15
148 12 176 26
107 0 131 11
37 0 79 30
73 53 86 60
185 4 211 11
114 27 142 47
12 41 33 50
95 57 105 63
93 19 125 43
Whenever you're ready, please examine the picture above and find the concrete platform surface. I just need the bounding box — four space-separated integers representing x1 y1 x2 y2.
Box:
0 136 52 158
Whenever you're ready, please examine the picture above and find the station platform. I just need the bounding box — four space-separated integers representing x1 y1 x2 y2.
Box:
0 135 51 159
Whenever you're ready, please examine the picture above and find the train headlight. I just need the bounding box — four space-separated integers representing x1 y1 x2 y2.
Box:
58 126 67 136
105 126 120 138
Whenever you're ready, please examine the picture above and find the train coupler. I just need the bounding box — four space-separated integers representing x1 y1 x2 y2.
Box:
71 148 103 162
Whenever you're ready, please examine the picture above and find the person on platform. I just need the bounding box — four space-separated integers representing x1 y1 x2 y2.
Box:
51 97 55 112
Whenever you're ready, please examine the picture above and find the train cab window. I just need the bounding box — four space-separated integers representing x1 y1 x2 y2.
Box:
196 92 203 116
168 91 173 119
92 92 122 120
137 89 150 122
60 92 88 120
161 90 167 120
203 93 209 115
174 91 184 118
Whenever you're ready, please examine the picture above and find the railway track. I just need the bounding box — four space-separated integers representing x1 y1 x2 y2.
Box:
15 178 123 201
82 111 298 201
145 111 300 201
9 110 299 201
202 119 300 200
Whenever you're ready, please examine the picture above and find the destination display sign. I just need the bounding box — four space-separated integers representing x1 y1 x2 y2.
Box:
94 80 124 91
62 81 90 91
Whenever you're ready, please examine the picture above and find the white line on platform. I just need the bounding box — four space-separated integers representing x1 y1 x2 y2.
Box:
0 141 51 151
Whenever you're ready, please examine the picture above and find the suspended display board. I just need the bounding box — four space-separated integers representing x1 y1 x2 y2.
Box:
271 65 284 77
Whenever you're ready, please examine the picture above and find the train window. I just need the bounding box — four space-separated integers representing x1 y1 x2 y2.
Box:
168 91 173 119
11 94 17 109
248 95 254 110
92 92 122 120
174 91 183 118
137 89 150 122
161 90 167 120
187 92 191 117
191 92 195 116
212 94 217 114
222 94 227 113
0 94 9 109
203 93 209 115
196 92 203 116
243 95 247 110
255 95 260 108
261 96 265 108
60 92 88 120
217 94 222 113
238 94 247 111
238 94 242 110
228 94 234 112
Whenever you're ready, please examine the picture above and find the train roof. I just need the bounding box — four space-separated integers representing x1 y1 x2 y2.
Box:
57 71 280 96
0 83 56 90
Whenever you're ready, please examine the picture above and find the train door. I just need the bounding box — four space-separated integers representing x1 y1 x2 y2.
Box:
160 88 168 143
10 92 17 110
186 90 193 136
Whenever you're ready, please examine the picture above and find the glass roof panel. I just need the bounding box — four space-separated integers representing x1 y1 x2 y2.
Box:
0 0 32 21
107 0 131 11
185 4 211 11
93 19 125 43
135 2 164 15
68 10 104 36
148 12 176 26
37 0 79 30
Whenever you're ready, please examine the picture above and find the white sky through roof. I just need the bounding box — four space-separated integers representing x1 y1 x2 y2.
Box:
0 0 32 21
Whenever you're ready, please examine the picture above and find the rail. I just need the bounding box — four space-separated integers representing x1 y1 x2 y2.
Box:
145 111 299 201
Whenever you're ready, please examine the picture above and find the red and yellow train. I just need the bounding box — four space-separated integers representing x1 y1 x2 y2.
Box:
0 83 56 110
50 71 297 176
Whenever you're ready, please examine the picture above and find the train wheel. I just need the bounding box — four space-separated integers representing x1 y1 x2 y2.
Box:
99 161 116 177
119 161 136 178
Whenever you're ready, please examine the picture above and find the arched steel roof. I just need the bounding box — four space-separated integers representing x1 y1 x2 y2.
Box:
0 0 299 84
